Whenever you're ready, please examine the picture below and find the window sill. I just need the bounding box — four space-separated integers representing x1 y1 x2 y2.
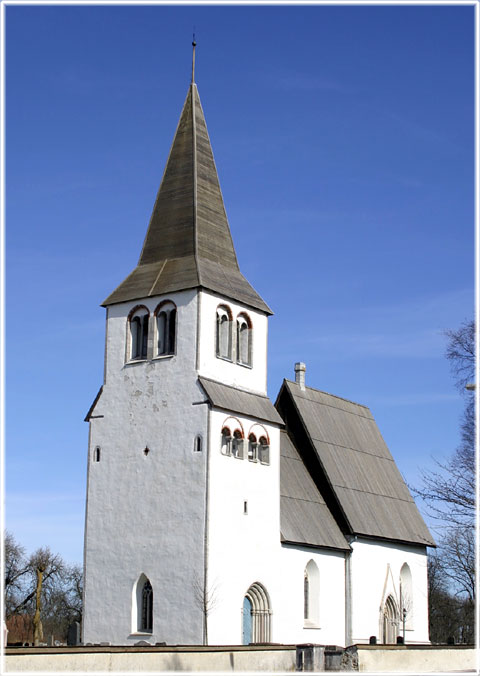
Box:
303 622 321 630
237 361 253 369
152 354 175 361
125 358 148 367
216 355 233 363
129 632 153 637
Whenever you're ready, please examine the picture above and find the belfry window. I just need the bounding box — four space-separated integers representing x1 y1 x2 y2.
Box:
236 313 252 367
216 305 232 360
141 580 153 633
232 430 244 459
221 427 232 456
155 301 177 356
129 307 149 361
258 436 270 465
248 434 258 462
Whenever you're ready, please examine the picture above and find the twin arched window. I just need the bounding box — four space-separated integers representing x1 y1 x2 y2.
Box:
130 306 149 361
128 301 177 362
216 305 252 367
248 434 269 464
221 427 245 459
155 301 176 356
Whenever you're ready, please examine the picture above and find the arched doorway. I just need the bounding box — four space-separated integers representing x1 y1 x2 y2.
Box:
242 583 271 644
382 595 399 644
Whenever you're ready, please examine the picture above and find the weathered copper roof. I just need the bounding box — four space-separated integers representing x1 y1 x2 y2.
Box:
277 380 435 547
103 84 271 314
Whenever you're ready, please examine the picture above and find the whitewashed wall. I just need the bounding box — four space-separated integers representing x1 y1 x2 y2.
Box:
205 408 347 646
197 291 268 394
349 538 429 644
83 289 208 645
275 545 346 646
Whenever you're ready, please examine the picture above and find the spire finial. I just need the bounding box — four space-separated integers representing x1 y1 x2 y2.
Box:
191 31 196 84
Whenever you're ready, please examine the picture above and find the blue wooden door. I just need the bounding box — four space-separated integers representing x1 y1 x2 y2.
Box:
242 596 253 645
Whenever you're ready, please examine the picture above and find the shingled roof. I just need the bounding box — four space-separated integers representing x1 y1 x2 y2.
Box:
277 380 435 547
280 431 350 551
103 82 271 314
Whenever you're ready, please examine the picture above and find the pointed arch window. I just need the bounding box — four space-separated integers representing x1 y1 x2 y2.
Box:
141 580 153 633
400 563 414 632
155 301 177 357
133 574 153 634
129 306 149 361
236 313 252 367
216 305 233 360
304 560 320 627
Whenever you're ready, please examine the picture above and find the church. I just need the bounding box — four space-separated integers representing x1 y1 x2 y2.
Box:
82 51 435 648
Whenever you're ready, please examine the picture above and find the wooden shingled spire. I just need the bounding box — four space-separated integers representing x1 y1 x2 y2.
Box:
103 50 271 314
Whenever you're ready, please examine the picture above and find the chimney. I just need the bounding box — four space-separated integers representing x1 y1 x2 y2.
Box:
294 362 306 390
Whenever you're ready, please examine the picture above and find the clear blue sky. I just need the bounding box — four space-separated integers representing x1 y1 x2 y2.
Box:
5 3 475 565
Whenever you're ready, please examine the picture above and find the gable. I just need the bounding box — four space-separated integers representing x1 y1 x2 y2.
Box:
277 380 435 547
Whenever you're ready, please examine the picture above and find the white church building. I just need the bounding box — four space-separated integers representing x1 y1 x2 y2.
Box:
82 57 435 647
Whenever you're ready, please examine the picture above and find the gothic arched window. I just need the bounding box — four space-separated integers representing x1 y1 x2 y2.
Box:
236 313 252 367
129 306 149 361
141 579 153 633
155 301 177 357
304 560 320 626
216 305 232 360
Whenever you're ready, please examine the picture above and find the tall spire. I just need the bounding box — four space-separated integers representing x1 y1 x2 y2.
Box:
103 71 271 314
191 34 196 84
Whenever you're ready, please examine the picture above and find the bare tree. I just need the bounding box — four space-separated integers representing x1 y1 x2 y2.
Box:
414 320 476 641
3 533 80 645
193 574 219 645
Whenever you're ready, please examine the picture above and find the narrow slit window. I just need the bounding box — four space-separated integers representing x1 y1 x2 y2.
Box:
141 580 153 633
194 435 202 453
94 447 101 462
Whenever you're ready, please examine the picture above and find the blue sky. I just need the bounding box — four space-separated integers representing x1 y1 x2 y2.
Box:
5 3 475 565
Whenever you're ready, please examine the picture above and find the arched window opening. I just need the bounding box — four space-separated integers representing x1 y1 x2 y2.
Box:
129 307 149 361
248 434 258 462
232 430 244 459
304 560 320 627
258 436 270 465
194 435 203 453
143 447 150 456
304 572 309 620
400 563 413 632
221 427 232 456
216 305 232 360
242 582 272 644
236 313 252 367
93 447 101 463
382 595 399 644
155 301 177 356
133 574 153 634
141 580 153 633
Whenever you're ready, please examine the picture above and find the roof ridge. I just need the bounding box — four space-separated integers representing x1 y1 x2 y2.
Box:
285 379 370 411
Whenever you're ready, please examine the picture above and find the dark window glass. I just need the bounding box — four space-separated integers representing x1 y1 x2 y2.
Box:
141 580 153 632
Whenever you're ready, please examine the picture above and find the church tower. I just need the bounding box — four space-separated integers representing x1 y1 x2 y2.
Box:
82 50 283 645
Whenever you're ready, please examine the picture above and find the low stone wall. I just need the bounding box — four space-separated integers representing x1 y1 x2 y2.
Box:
4 644 297 672
355 644 476 673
